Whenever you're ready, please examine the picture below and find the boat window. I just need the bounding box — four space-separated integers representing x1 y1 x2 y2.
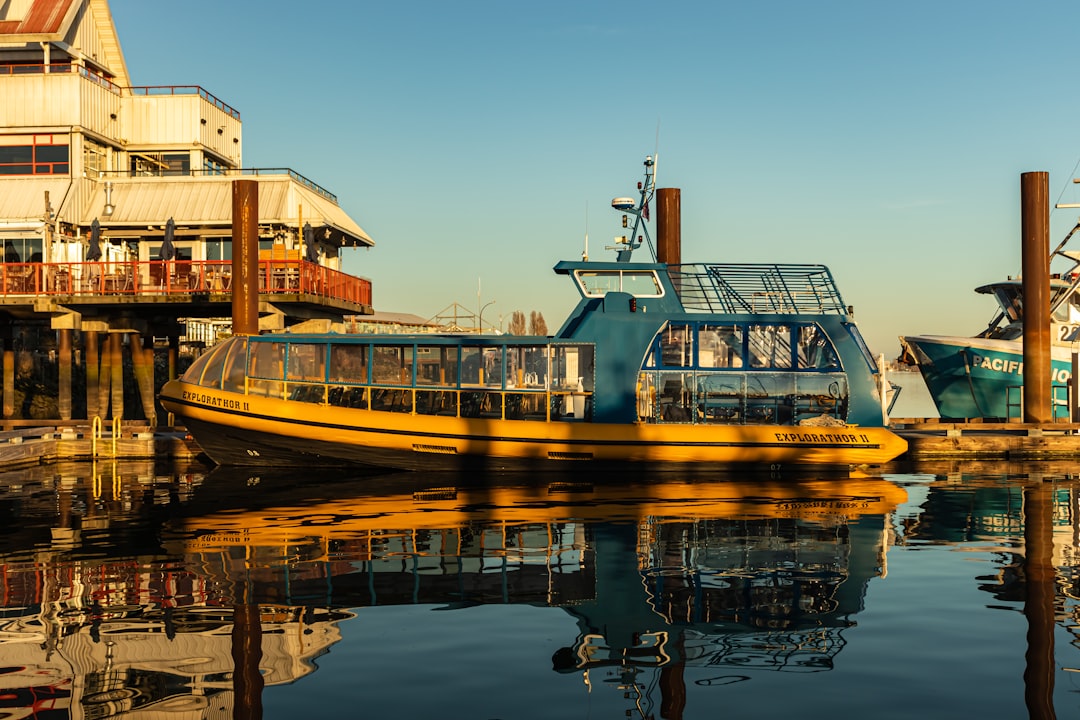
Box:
199 341 231 389
287 343 327 382
249 341 285 380
697 324 743 368
659 323 692 367
747 325 793 370
576 270 662 298
797 325 841 371
577 271 620 297
329 344 369 385
372 345 413 385
550 344 594 419
992 286 1023 322
479 347 504 387
220 337 248 392
657 371 693 422
508 345 548 388
460 346 485 386
417 345 456 386
180 342 219 383
620 271 663 297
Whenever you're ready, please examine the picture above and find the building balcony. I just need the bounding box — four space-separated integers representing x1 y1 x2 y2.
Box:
0 258 372 307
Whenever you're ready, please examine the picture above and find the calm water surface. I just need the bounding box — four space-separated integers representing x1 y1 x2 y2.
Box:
1 455 1078 719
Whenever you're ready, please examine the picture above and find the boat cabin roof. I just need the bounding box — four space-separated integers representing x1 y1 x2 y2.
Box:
555 261 850 316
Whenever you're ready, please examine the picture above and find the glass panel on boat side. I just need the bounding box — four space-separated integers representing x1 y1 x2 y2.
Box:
695 373 747 423
287 343 328 403
792 374 848 424
329 344 369 384
415 345 458 416
180 342 217 384
504 345 550 420
796 325 840 371
550 345 594 420
327 344 370 409
197 340 231 389
659 323 692 367
220 338 248 393
657 371 694 422
248 341 285 398
371 345 415 413
697 324 744 368
747 325 793 369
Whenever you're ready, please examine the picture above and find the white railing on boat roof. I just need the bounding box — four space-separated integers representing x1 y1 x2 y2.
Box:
667 263 848 315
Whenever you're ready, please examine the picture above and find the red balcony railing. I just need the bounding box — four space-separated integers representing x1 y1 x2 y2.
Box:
0 260 372 306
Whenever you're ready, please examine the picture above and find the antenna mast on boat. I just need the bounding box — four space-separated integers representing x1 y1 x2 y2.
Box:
609 155 657 262
583 202 589 261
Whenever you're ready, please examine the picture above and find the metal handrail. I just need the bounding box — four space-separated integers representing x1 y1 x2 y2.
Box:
0 259 372 306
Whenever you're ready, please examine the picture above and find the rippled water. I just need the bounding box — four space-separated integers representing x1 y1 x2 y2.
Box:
1 457 1078 719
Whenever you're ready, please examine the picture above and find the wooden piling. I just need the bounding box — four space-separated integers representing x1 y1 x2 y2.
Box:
58 329 71 420
232 180 260 336
656 188 681 265
85 331 99 419
1021 171 1051 423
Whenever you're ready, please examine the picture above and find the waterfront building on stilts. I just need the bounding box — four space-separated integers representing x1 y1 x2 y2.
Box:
0 0 375 427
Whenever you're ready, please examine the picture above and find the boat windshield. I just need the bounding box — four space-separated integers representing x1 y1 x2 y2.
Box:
575 269 663 298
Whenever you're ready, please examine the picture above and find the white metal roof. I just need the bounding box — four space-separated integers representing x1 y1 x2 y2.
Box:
0 177 72 222
84 175 373 247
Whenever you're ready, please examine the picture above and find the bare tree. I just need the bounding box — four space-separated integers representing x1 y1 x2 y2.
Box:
507 310 526 335
529 311 548 335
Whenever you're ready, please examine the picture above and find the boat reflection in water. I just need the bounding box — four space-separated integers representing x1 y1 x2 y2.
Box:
0 462 907 717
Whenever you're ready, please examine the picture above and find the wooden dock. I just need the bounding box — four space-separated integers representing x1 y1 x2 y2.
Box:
892 418 1080 460
0 425 203 470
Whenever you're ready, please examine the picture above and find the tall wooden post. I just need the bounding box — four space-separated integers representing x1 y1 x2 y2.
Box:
109 333 123 420
131 332 156 424
2 334 13 419
656 188 681 265
232 180 260 336
58 329 72 420
86 331 100 419
1021 171 1051 423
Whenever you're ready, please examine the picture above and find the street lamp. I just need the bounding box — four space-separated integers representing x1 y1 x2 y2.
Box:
478 300 495 334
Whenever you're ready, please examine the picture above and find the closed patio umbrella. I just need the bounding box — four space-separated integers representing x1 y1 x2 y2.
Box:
159 217 176 261
304 222 318 263
87 218 102 261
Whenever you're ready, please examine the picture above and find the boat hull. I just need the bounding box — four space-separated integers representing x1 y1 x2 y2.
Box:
900 334 1073 419
160 380 907 470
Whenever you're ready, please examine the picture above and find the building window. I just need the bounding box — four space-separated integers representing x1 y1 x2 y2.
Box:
2 238 43 263
84 138 107 176
0 136 69 175
130 152 190 177
203 156 227 175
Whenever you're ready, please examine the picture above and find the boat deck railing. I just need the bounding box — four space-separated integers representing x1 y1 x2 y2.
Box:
669 264 848 315
0 259 372 306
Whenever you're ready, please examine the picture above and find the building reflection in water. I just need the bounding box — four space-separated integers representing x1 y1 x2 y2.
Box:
0 461 1076 718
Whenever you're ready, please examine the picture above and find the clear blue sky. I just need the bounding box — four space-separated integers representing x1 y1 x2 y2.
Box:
112 0 1080 356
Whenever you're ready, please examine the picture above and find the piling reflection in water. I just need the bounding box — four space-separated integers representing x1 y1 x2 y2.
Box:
1 461 1079 717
